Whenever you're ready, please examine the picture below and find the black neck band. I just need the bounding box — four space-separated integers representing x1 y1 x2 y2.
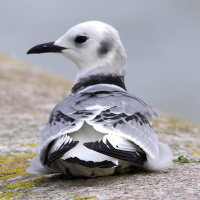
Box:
71 74 126 94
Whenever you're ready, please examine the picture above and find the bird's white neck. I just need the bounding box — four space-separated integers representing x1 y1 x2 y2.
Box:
74 46 127 84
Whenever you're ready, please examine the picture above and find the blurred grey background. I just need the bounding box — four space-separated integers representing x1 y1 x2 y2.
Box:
1 0 200 124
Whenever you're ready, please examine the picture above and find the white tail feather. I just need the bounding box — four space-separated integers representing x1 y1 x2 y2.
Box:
143 142 173 171
26 155 54 175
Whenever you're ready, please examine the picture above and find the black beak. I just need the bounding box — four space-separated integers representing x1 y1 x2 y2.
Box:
27 42 66 54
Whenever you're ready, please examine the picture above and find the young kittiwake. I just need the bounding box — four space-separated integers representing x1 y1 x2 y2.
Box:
26 21 172 178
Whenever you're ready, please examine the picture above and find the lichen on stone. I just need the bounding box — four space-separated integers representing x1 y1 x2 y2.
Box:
0 165 28 175
23 143 38 147
0 154 35 165
34 177 46 182
190 151 200 155
0 172 28 180
0 153 47 199
73 196 97 200
3 182 35 190
0 192 22 199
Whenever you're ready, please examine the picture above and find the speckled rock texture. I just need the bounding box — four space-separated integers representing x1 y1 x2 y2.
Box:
0 54 200 200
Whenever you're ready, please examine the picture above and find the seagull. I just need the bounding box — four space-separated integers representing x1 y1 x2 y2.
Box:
26 21 172 178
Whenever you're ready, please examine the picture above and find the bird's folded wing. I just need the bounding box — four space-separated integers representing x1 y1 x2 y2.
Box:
38 112 84 163
87 110 159 159
84 134 147 165
38 84 160 163
44 134 79 167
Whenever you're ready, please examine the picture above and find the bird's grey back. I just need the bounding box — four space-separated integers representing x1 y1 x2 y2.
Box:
38 84 160 164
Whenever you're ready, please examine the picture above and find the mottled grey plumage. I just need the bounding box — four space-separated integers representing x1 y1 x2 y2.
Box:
27 84 160 174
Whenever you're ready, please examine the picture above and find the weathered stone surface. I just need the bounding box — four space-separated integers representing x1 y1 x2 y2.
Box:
0 54 200 200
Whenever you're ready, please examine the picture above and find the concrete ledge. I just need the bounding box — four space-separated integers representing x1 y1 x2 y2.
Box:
0 54 200 199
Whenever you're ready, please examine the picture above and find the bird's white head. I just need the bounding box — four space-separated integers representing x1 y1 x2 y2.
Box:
28 21 127 82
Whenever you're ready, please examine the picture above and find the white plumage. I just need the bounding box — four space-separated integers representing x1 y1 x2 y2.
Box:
26 21 172 178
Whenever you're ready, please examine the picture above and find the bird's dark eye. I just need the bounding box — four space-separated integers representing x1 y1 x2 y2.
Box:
75 36 88 44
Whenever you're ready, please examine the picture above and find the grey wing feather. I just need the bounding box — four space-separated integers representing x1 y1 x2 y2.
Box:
38 111 84 163
87 111 159 159
77 85 160 159
38 84 160 164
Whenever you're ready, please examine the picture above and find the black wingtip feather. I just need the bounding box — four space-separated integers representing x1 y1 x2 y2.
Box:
62 157 117 168
84 139 147 165
45 140 79 167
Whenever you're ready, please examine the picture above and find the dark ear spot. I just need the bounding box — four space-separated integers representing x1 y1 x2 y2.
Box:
98 40 113 56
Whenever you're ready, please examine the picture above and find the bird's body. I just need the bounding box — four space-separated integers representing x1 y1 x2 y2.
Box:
26 21 172 178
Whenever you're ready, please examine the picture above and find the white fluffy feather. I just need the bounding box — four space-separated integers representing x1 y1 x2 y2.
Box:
26 155 54 175
143 142 173 171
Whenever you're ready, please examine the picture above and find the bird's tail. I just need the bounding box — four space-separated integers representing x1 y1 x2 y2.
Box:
26 155 55 175
143 142 173 171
